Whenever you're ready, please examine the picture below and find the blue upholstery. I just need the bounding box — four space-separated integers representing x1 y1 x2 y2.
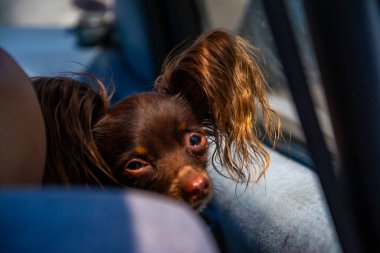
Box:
0 188 218 253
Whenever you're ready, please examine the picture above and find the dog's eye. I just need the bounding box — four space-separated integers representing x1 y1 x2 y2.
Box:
125 159 150 171
186 133 207 152
126 161 144 170
190 134 202 146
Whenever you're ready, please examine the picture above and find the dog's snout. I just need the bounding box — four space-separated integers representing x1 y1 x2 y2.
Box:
183 175 210 203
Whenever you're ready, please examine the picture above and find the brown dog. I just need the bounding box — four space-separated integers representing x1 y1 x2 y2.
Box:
32 29 280 210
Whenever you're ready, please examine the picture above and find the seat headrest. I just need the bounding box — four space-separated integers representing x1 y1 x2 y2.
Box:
0 48 46 186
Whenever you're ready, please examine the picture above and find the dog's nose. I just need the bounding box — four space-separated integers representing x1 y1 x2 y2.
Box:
182 175 210 203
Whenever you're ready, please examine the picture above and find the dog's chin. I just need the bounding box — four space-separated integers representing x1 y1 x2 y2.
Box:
189 194 213 212
192 201 209 212
168 193 212 212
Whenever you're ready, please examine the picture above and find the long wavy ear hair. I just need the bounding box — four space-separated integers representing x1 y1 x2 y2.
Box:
155 29 281 183
32 75 117 187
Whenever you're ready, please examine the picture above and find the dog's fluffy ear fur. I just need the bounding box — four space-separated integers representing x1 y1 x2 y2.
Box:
155 29 281 183
32 75 117 186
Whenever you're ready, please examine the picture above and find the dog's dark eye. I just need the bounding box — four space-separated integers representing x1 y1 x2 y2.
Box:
125 159 150 171
190 134 202 146
126 161 145 170
186 133 207 152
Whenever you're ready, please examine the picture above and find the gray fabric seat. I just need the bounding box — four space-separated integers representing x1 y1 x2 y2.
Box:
209 149 342 253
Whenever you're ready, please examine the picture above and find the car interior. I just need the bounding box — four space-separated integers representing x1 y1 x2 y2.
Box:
1 0 379 252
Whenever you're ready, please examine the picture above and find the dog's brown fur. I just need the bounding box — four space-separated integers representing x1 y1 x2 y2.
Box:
32 29 281 209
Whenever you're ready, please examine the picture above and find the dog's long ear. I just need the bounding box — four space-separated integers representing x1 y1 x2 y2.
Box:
155 29 281 183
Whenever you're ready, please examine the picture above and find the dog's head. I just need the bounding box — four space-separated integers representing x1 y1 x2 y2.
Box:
94 92 212 209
